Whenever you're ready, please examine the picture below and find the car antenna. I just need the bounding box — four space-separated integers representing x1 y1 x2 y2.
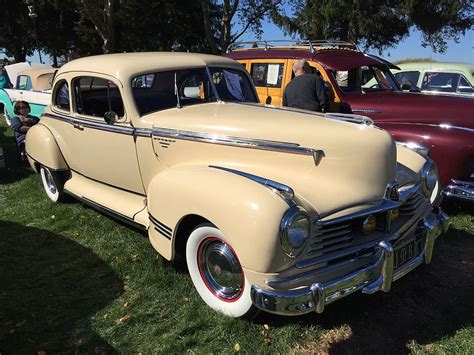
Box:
174 72 182 109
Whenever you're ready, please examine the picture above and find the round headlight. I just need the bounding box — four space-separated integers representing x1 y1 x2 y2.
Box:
280 206 311 258
421 160 439 203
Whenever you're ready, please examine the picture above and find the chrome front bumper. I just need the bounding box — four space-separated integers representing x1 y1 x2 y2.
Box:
251 209 449 316
443 179 474 201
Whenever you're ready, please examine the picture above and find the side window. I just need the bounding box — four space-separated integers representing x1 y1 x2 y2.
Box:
131 73 155 88
53 80 70 111
394 71 420 88
422 72 460 93
457 75 473 93
250 63 284 88
73 76 124 118
17 75 32 90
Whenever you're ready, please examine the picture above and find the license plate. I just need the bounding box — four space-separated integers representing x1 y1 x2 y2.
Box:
394 241 418 269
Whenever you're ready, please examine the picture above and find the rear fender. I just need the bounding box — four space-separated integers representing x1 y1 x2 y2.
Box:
147 165 292 273
25 124 68 172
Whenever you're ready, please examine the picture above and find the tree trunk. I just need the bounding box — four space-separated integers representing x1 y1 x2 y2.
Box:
201 0 219 54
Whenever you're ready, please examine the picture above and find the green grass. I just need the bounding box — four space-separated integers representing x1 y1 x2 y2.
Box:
0 117 473 354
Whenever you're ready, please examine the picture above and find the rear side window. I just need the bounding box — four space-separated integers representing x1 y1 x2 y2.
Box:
53 80 70 111
250 63 284 88
422 72 460 93
17 75 32 90
458 75 473 93
73 76 124 118
394 71 420 87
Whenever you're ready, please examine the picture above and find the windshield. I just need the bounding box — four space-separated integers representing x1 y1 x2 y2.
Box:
132 67 258 116
330 65 400 93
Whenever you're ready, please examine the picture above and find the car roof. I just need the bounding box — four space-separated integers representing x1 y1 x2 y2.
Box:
57 52 244 84
225 48 384 71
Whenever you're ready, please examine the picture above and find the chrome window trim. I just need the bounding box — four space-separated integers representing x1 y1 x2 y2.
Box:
152 127 324 159
210 165 295 204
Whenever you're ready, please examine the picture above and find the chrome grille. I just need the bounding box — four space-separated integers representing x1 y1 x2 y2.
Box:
399 191 423 216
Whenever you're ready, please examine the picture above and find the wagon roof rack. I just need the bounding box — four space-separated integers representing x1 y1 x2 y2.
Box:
227 40 358 53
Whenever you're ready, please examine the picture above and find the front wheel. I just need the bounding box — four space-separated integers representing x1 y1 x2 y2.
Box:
186 224 257 318
40 166 65 202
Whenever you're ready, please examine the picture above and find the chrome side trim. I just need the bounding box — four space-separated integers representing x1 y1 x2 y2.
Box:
210 165 295 204
65 191 147 231
325 112 374 125
149 213 172 240
134 128 153 137
153 127 324 159
351 108 380 115
439 124 474 133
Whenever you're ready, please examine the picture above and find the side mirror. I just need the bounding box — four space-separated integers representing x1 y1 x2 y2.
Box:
265 96 272 105
104 111 118 125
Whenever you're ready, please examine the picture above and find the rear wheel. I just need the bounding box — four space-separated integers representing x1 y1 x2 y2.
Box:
186 224 257 318
40 166 65 202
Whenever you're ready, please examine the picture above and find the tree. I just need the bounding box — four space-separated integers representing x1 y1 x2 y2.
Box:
272 0 473 53
0 0 37 62
78 0 117 53
201 0 285 54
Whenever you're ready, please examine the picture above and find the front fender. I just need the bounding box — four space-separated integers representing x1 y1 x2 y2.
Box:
379 122 474 187
25 124 68 172
147 165 292 273
0 89 14 115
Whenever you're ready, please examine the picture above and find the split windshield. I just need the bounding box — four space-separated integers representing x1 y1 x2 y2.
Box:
132 67 257 116
330 65 399 93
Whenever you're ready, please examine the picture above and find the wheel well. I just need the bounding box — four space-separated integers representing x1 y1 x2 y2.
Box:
174 214 210 259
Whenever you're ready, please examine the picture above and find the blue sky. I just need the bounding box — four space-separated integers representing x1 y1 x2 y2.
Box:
27 12 473 65
241 19 474 64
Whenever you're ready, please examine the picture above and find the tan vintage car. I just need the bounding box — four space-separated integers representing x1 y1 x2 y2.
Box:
26 52 449 318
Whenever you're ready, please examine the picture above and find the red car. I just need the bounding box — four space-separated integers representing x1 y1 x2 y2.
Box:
225 41 474 201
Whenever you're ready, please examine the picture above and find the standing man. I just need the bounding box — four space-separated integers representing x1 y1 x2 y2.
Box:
283 60 329 112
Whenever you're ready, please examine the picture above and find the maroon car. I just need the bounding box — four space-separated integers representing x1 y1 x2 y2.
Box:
225 41 473 201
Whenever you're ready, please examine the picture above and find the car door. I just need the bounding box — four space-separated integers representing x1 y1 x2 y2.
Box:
247 60 289 105
65 73 144 194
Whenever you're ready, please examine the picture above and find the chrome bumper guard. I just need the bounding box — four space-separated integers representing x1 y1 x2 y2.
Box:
443 179 474 201
251 209 449 316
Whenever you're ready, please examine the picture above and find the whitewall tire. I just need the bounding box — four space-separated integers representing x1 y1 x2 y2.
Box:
40 166 64 203
186 224 256 318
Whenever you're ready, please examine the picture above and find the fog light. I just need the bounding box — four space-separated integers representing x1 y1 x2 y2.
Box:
389 208 400 223
362 215 377 235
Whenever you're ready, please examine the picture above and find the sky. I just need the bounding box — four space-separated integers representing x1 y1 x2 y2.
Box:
26 11 473 65
240 19 474 64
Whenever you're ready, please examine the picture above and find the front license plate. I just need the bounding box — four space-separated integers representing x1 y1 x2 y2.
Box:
394 241 418 269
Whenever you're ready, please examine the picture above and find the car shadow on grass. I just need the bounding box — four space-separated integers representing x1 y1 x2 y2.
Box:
259 227 474 354
0 124 34 184
0 221 122 353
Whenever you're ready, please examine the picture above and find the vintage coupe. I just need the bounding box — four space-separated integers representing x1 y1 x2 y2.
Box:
26 52 448 317
392 61 474 96
0 62 55 125
225 41 474 202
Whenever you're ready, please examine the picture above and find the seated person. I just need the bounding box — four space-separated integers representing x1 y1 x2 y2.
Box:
11 101 39 160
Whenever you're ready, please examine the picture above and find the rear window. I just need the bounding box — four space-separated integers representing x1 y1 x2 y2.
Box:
422 72 460 93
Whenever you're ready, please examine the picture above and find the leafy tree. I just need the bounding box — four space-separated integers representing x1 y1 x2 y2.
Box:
272 0 473 53
201 0 286 54
0 0 36 62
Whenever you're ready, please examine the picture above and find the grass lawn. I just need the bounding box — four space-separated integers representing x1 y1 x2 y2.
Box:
0 117 473 354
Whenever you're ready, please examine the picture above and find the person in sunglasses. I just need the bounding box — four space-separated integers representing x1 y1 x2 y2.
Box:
11 101 39 160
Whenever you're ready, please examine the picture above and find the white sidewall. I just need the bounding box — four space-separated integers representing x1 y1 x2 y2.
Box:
40 167 60 202
186 226 253 318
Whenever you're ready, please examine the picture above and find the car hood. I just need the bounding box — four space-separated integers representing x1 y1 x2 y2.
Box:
147 102 396 218
345 90 474 129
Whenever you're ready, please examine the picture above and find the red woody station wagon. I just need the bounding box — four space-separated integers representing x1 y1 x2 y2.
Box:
225 41 474 202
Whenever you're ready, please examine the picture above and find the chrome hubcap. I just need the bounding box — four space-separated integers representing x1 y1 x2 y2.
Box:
198 237 243 301
44 169 57 195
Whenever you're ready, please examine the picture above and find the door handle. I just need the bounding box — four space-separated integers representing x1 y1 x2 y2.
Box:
73 123 84 130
